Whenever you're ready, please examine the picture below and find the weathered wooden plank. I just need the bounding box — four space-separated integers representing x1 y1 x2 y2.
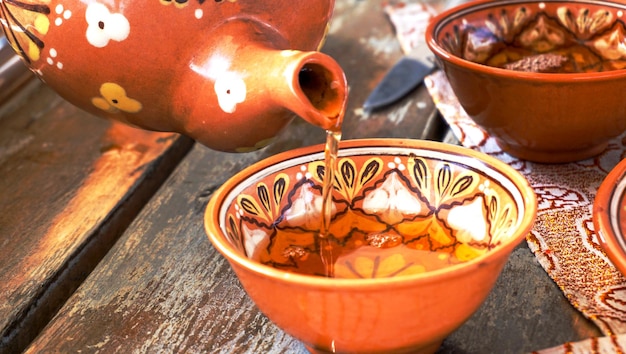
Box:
21 1 601 353
0 80 193 353
22 1 451 352
23 143 306 353
24 138 602 353
326 0 448 143
439 243 601 352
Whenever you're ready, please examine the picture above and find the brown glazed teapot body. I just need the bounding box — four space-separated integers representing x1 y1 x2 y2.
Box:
1 0 347 152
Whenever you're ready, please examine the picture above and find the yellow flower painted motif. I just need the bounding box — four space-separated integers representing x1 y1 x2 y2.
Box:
92 83 142 113
409 158 479 207
309 156 384 202
34 12 50 34
234 137 275 153
334 247 427 279
159 0 189 9
0 0 51 64
236 173 290 224
455 244 486 262
159 0 237 9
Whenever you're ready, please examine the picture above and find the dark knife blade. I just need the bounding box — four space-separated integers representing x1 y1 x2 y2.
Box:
363 45 435 111
363 0 466 111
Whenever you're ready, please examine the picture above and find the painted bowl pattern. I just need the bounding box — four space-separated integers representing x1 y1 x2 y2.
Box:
205 139 537 353
219 141 527 278
436 0 626 72
426 0 626 163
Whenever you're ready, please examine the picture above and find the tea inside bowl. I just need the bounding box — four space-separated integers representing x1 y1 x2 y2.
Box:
218 142 528 279
206 140 537 354
435 0 626 73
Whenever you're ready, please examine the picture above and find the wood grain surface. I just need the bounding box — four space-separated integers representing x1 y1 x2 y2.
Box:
0 80 193 353
3 0 603 353
22 1 452 352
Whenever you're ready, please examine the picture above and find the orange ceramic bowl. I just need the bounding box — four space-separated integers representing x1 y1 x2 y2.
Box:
594 159 626 276
426 0 626 163
204 139 537 353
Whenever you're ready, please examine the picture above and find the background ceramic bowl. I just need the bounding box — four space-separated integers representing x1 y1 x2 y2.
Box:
426 0 626 163
594 158 626 276
204 139 537 354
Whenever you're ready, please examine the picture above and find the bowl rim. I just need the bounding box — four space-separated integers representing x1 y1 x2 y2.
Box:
426 0 626 83
594 158 626 276
204 139 538 288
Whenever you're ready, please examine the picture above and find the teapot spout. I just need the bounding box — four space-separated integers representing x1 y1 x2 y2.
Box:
172 24 348 152
276 50 348 132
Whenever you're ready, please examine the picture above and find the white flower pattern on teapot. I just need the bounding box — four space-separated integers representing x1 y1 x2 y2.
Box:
214 72 247 114
0 0 342 153
85 3 130 48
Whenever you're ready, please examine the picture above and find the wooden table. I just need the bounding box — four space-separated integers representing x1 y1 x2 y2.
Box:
1 1 602 353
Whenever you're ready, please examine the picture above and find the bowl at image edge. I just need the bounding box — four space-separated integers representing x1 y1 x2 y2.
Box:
594 158 626 277
426 0 626 163
204 139 537 354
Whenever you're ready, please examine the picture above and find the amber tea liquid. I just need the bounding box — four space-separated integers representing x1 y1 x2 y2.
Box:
319 129 341 277
250 125 486 279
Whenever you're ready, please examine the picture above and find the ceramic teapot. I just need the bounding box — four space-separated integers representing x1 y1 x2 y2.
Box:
0 0 347 152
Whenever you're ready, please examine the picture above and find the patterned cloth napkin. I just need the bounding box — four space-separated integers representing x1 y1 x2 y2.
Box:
383 1 626 352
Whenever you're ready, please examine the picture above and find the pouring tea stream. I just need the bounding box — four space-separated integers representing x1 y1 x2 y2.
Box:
0 0 348 152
